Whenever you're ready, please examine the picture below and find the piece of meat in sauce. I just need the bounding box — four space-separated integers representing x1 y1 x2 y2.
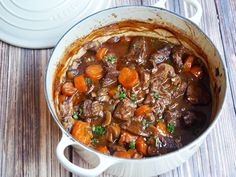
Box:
102 67 120 87
150 45 171 64
186 82 210 105
82 100 104 118
171 45 186 73
113 98 137 121
182 111 206 127
126 37 150 65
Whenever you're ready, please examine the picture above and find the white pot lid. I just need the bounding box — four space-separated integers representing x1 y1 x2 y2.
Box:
0 0 112 48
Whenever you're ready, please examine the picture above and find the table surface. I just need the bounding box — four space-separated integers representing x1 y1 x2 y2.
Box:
1 0 236 177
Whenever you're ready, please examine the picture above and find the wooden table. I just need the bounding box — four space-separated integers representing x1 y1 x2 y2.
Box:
1 0 236 176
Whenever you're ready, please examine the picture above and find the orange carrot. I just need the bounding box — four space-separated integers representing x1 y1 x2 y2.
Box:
113 151 131 158
74 75 87 92
71 121 92 145
96 146 109 154
156 121 169 136
96 47 108 60
108 86 117 97
85 64 103 81
184 56 194 72
190 66 203 79
118 67 139 89
135 137 147 155
135 105 152 116
61 82 77 96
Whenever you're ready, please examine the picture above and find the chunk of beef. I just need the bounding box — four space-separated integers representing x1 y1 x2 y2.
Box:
152 63 176 81
182 111 206 127
164 110 182 127
106 36 120 44
82 100 103 118
122 122 149 137
113 99 137 121
147 145 160 156
61 116 74 132
171 45 185 73
92 101 104 117
150 45 171 64
140 68 150 90
97 88 110 102
102 67 120 87
82 41 101 53
159 136 182 150
186 82 210 105
126 37 150 64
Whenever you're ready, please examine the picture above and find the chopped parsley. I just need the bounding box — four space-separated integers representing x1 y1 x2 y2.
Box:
155 137 160 147
85 77 92 84
119 91 126 100
105 55 116 63
167 123 175 133
153 91 159 100
91 137 99 144
130 95 137 103
92 126 106 136
156 118 164 122
180 64 184 69
72 112 79 119
129 140 136 149
143 120 154 130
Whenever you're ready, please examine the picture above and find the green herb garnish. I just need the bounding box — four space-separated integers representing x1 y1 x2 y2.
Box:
180 64 184 69
72 112 79 119
118 91 126 100
105 55 116 63
155 137 160 147
153 91 159 100
85 77 92 84
130 96 137 103
156 118 164 122
91 137 99 144
167 123 175 133
129 140 136 149
92 126 106 136
143 121 154 130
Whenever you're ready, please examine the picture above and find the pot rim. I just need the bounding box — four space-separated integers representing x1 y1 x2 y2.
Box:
44 5 228 162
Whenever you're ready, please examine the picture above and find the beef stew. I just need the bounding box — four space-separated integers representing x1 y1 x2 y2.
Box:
55 35 212 159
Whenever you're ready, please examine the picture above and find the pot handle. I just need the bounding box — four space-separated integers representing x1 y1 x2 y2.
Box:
56 133 119 177
153 0 203 25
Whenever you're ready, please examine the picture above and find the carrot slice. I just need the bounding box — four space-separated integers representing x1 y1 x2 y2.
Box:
190 66 203 79
113 151 131 158
108 86 117 97
118 67 139 89
96 146 109 154
135 105 152 116
61 82 77 96
85 64 103 81
184 56 194 72
136 137 147 155
71 121 92 145
96 47 108 60
156 122 169 136
74 75 87 92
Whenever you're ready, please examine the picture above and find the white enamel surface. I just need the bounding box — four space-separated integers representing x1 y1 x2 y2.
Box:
153 0 203 25
45 6 227 177
0 0 112 48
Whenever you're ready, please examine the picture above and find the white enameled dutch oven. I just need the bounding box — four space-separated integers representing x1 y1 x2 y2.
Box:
44 0 227 176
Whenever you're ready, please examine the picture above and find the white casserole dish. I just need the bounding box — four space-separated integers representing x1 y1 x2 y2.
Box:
45 1 227 177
